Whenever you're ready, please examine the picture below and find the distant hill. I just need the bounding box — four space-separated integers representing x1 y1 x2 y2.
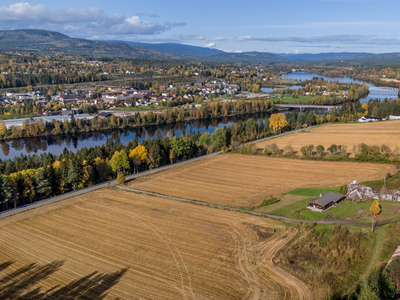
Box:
346 52 400 62
107 41 224 56
279 52 373 61
202 51 289 63
0 29 289 63
0 29 186 60
279 52 400 62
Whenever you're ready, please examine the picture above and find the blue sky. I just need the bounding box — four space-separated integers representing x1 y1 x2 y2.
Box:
0 0 399 53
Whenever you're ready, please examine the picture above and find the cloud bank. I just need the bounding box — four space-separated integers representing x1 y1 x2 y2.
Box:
0 2 186 38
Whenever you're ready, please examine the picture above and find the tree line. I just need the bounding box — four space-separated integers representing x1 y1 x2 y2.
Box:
0 99 274 140
0 112 295 211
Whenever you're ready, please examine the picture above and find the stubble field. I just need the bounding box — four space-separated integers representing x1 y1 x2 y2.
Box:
128 154 396 207
0 188 311 300
257 120 400 156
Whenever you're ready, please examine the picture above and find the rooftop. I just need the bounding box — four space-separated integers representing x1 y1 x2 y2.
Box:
309 191 345 207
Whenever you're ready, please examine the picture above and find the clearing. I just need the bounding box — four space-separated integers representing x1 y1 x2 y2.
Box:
128 154 395 207
256 120 400 156
0 188 311 300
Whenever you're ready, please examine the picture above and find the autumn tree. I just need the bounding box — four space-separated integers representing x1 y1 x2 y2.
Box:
110 150 130 175
129 145 148 173
0 121 6 137
269 113 288 134
370 199 381 233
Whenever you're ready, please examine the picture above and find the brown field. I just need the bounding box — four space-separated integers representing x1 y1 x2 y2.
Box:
128 154 396 207
257 120 400 156
0 189 311 300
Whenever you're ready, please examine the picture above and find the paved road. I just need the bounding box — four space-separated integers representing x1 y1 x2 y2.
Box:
117 186 370 227
0 123 330 220
0 151 222 220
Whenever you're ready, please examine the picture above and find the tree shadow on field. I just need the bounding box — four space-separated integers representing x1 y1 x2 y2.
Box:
0 260 129 299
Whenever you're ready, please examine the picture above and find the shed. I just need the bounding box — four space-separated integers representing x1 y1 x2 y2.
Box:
98 112 112 119
307 191 345 212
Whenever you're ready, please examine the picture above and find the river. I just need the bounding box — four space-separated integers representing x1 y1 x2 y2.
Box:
0 113 269 160
261 71 398 102
3 71 397 160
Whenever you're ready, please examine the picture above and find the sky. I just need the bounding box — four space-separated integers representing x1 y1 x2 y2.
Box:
0 0 400 54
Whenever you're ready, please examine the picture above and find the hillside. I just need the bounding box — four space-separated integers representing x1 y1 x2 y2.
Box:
0 29 185 60
0 29 289 63
279 52 373 61
204 51 288 63
108 41 224 56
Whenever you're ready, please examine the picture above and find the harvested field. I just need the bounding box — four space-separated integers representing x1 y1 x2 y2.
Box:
0 189 311 300
257 120 400 156
128 154 396 207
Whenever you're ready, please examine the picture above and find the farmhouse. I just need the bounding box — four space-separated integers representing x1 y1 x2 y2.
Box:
346 179 379 201
380 186 400 201
357 116 380 123
307 191 345 212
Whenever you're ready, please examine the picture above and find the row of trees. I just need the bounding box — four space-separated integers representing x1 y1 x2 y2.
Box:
0 113 294 211
264 142 400 163
0 99 275 139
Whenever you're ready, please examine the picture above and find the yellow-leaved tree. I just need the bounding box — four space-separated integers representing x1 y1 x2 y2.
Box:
129 145 148 173
370 199 381 233
269 113 288 134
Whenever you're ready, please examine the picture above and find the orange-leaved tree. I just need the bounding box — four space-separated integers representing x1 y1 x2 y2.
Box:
370 199 381 233
269 113 288 134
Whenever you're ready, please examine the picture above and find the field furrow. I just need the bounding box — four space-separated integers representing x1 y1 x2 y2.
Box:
128 154 396 207
0 189 310 299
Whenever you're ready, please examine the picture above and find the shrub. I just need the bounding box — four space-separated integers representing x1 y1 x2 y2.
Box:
116 172 126 185
259 196 280 207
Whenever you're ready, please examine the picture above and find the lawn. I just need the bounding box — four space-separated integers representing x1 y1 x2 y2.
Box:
280 95 311 103
267 186 400 223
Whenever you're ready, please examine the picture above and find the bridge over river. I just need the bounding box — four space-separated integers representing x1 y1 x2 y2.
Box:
275 104 339 111
369 87 398 92
368 94 399 98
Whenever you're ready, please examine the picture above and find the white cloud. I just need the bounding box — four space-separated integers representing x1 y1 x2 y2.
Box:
212 37 228 41
204 42 216 48
0 2 186 37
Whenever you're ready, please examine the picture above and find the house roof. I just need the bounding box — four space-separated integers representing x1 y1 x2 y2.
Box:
380 186 391 194
309 191 344 207
98 112 112 117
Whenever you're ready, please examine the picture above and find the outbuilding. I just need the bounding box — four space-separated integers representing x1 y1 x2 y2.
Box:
98 112 112 119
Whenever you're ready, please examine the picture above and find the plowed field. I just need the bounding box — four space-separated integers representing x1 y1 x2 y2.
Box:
128 154 396 207
257 120 400 156
0 189 311 300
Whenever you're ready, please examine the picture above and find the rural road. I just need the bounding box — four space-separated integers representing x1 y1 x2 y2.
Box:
116 186 369 227
0 123 329 221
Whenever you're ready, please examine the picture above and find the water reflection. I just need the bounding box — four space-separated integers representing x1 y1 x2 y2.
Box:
280 71 398 102
0 114 269 159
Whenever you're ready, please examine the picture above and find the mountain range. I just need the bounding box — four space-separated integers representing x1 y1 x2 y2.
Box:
1 29 400 63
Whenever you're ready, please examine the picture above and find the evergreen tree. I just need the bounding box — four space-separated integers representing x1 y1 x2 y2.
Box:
0 175 13 210
35 168 52 199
